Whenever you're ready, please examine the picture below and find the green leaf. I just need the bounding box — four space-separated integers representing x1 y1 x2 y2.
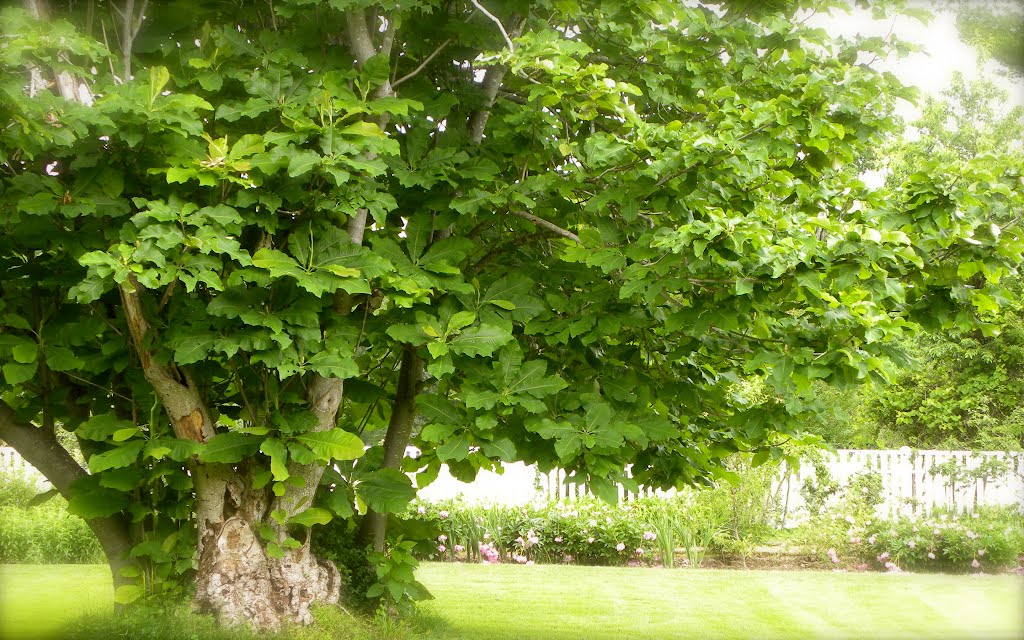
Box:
287 150 321 177
43 345 84 371
293 429 364 461
144 438 202 461
2 361 37 385
88 441 145 473
199 432 263 463
480 437 517 462
149 66 170 105
325 488 355 519
68 487 129 519
416 394 463 425
114 584 145 605
267 541 285 559
112 427 140 442
306 351 359 379
252 249 304 278
437 433 469 462
261 437 290 481
11 342 38 364
288 507 333 527
77 414 135 441
448 323 512 357
288 442 319 464
98 467 145 491
356 468 416 514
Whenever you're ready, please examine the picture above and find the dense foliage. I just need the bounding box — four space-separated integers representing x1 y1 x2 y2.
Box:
804 73 1024 451
1 0 1022 624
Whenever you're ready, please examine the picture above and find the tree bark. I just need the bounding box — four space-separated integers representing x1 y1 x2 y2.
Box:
0 401 135 592
192 463 340 630
359 346 422 552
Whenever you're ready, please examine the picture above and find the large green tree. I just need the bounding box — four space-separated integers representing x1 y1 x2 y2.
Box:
1 0 1021 629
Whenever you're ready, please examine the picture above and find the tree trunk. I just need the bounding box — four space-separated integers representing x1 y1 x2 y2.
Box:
359 346 422 552
191 465 340 630
0 401 135 591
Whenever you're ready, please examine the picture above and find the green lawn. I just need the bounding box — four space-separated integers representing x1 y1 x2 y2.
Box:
1 563 1022 640
0 564 113 640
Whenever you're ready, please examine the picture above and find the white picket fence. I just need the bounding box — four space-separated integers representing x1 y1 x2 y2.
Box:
418 448 1024 524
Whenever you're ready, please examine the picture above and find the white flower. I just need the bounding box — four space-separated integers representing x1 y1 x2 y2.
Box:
615 542 626 552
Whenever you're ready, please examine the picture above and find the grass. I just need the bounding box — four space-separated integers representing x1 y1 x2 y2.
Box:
0 564 112 639
1 563 1022 640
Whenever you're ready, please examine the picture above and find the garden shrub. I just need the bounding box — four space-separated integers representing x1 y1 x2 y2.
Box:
848 506 1024 573
0 470 43 508
0 498 104 563
413 498 656 567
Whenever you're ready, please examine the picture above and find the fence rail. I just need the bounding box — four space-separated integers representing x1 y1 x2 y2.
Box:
420 448 1024 523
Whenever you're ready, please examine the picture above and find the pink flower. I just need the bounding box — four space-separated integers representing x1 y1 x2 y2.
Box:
635 548 645 555
417 506 426 515
971 559 981 569
554 536 563 543
615 542 626 552
587 537 595 544
525 560 534 565
868 535 877 544
454 544 465 553
439 510 450 519
438 534 447 542
437 544 446 553
850 537 861 545
827 548 839 564
907 540 915 549
977 549 985 556
927 552 936 560
643 531 657 541
966 531 978 540
884 561 901 573
878 552 890 561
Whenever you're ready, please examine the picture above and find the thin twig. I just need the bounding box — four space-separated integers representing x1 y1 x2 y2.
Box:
509 210 581 245
392 37 454 88
470 0 514 51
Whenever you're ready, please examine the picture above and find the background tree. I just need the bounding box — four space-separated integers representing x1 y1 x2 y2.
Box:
805 72 1024 451
1 0 1021 630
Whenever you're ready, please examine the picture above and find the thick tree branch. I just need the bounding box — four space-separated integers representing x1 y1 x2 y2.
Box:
119 280 214 442
509 210 581 245
116 0 148 81
0 401 134 590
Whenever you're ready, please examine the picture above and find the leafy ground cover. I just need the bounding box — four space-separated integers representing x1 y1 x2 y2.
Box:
1 563 1021 640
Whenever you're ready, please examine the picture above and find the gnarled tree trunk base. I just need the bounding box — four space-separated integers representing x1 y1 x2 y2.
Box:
194 516 340 630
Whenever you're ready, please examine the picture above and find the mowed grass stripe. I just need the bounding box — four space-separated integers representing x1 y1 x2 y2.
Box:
1 563 1021 639
415 563 1024 640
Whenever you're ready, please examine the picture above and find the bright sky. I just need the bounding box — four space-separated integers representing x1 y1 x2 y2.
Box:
813 2 1024 118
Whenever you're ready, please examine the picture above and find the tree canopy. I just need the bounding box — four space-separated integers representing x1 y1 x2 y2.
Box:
1 0 1021 627
808 72 1024 451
